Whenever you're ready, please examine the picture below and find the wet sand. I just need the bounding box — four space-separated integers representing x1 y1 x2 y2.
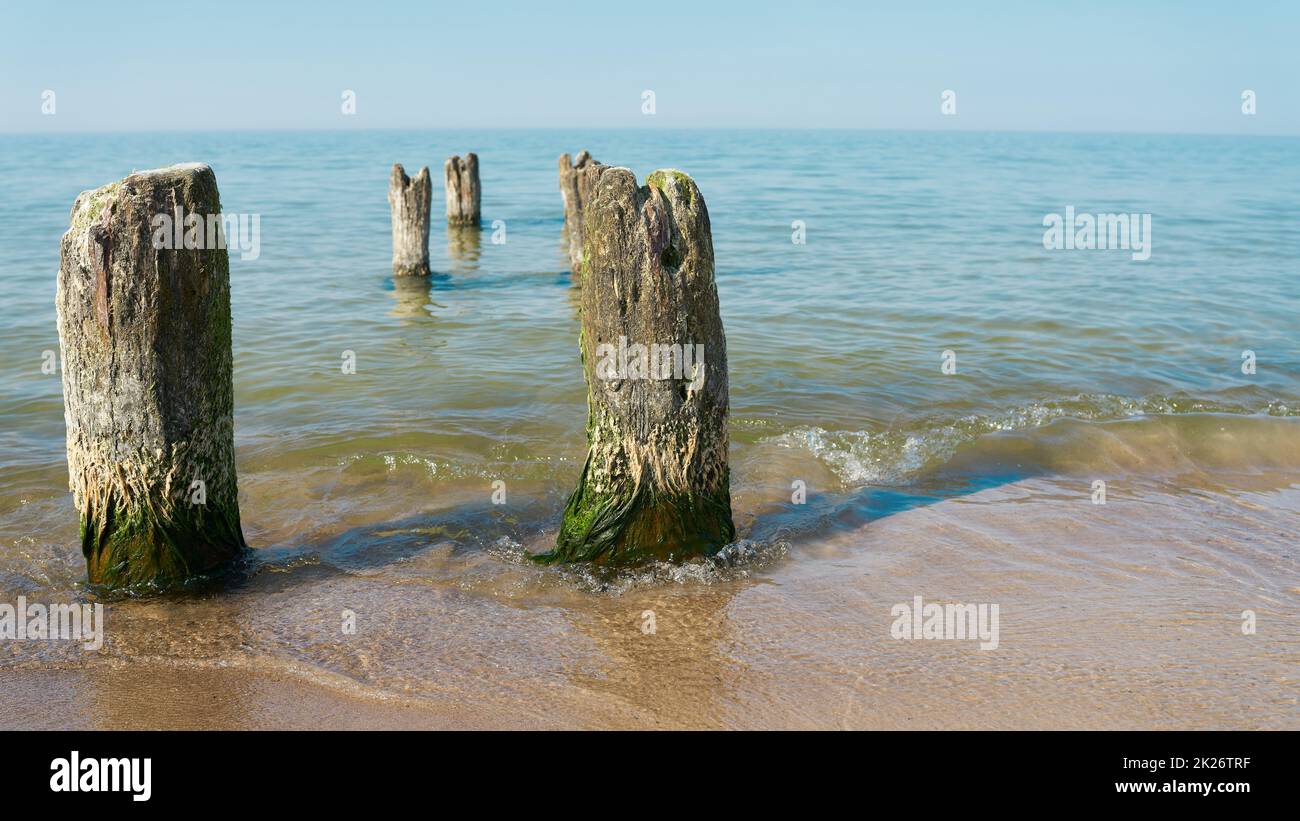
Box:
5 472 1296 730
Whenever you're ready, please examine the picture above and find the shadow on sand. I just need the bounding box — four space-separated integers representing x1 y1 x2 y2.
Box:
183 459 1044 601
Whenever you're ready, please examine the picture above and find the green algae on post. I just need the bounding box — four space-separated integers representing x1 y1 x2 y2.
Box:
536 168 735 565
388 163 432 276
56 164 247 591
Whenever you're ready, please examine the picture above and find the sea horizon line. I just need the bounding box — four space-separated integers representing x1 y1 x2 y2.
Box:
2 126 1297 139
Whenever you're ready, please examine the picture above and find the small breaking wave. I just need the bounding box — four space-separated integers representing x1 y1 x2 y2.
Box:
487 535 790 595
765 393 1300 487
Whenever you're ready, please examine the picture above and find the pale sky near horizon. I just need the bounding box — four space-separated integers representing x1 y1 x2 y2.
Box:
1 0 1297 135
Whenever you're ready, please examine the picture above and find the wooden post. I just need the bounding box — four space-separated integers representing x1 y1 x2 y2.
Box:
557 150 604 275
536 168 734 565
56 163 246 589
444 153 480 226
389 163 431 276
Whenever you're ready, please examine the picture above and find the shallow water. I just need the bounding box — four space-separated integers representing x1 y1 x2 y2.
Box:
1 130 1297 727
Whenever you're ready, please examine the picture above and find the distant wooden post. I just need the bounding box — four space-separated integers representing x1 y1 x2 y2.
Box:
444 153 480 226
56 163 246 589
536 168 734 565
557 150 604 275
388 163 432 276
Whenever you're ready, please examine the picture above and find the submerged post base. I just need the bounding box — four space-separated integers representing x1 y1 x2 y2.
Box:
82 493 246 589
541 463 734 565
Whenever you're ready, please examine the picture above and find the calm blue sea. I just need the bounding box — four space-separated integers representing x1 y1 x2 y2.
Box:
1 129 1298 567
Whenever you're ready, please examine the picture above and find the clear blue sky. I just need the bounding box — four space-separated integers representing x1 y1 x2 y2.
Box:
2 0 1296 134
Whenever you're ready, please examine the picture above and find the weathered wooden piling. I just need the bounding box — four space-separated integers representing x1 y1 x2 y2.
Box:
557 150 605 275
537 168 734 565
388 163 432 276
444 153 480 226
56 163 246 589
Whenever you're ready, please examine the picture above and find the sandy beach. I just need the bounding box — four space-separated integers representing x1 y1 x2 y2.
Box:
5 462 1296 730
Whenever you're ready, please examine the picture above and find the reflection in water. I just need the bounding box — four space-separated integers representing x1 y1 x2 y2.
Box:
387 274 440 321
446 225 481 270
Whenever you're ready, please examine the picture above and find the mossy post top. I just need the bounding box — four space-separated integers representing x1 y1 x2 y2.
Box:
578 165 726 451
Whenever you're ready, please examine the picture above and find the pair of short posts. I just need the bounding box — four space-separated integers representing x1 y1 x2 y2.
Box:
389 153 480 276
54 158 733 590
